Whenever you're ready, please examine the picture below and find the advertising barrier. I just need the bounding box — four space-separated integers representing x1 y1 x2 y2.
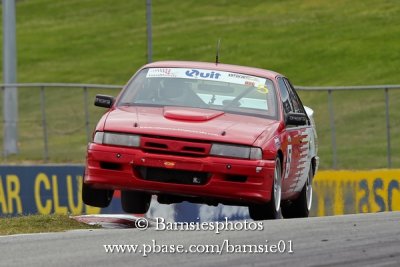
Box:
312 170 400 216
0 166 399 220
0 166 103 216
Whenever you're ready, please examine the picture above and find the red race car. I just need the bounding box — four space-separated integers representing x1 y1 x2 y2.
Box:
83 61 319 220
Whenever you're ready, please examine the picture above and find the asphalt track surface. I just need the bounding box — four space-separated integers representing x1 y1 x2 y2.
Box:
1 212 399 267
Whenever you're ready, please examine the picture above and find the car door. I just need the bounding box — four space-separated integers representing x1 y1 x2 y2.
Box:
278 77 312 194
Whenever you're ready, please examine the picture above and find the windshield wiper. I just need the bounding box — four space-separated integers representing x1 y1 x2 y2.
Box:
119 102 136 106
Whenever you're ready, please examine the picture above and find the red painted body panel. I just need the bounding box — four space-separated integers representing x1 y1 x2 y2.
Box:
103 106 276 146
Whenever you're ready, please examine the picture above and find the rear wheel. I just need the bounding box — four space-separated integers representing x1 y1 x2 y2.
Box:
121 190 152 214
249 157 282 220
82 177 113 208
282 164 313 218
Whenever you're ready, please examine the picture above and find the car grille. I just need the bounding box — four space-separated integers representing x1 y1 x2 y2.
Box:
135 166 210 185
141 136 211 157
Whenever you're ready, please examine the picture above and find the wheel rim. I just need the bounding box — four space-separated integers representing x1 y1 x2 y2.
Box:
306 170 313 211
274 161 282 212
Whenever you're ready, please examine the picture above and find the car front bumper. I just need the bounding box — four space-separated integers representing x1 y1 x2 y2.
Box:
85 143 276 205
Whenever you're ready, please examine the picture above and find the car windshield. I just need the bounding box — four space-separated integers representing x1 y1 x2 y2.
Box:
117 67 278 119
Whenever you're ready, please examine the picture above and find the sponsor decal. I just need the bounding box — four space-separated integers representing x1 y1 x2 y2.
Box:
146 68 267 88
185 69 221 79
146 68 176 78
228 73 259 81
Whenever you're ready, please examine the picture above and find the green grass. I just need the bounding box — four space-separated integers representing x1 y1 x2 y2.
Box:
0 214 99 236
0 0 400 169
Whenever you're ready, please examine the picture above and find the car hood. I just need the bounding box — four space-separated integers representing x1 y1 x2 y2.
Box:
103 106 278 145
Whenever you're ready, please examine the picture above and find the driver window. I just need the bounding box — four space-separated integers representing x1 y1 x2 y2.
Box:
284 78 304 114
277 77 293 115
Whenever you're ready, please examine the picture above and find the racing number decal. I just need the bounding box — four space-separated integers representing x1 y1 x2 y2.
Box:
256 85 269 94
284 144 292 180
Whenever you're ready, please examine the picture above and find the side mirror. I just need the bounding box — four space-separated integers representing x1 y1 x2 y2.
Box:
94 94 114 108
285 112 308 126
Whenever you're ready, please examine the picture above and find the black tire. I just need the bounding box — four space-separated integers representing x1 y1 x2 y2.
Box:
82 180 114 208
282 164 313 218
249 157 282 220
121 190 152 214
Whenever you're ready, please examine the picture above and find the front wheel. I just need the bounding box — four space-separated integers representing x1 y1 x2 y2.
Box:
282 163 313 218
249 157 282 220
121 190 152 214
82 177 114 208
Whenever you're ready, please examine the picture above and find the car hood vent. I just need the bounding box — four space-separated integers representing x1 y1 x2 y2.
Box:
163 107 224 121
